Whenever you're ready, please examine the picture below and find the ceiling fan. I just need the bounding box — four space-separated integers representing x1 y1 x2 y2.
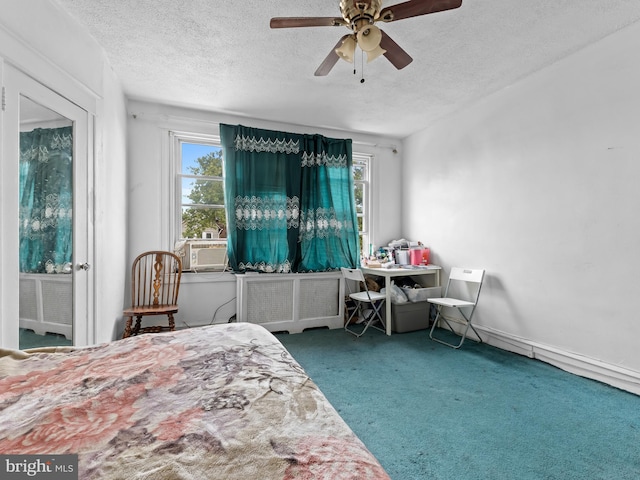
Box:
270 0 463 76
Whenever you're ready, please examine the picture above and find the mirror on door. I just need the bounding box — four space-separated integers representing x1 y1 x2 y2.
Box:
18 95 74 349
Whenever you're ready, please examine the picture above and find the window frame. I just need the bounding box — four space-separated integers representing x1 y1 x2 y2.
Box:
353 152 372 256
170 131 225 244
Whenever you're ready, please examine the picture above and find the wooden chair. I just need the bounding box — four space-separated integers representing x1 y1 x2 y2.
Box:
122 251 182 338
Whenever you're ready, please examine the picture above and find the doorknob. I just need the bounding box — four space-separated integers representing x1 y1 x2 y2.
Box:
77 262 91 271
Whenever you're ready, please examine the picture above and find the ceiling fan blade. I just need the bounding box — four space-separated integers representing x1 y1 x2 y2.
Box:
379 0 462 23
314 35 350 76
380 31 413 70
270 17 347 28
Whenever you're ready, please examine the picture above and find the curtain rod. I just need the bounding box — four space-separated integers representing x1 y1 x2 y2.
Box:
131 110 399 152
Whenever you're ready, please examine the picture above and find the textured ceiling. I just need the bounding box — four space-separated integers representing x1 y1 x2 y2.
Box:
53 0 640 139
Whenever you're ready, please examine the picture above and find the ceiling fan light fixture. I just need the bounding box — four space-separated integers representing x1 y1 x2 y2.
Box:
271 0 463 76
335 35 357 63
365 45 386 63
356 24 382 52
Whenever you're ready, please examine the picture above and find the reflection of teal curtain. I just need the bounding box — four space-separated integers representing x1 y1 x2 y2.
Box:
221 124 359 273
19 127 73 273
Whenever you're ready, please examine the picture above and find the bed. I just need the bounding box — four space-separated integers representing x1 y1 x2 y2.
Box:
0 323 389 479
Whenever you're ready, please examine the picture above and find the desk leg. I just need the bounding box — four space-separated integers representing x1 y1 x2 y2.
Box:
384 276 392 336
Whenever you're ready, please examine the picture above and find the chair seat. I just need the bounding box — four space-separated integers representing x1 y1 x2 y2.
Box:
428 297 475 308
123 305 179 316
349 291 386 303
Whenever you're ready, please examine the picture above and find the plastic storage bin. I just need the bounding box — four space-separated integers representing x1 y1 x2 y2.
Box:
402 286 441 303
387 286 442 333
390 302 430 333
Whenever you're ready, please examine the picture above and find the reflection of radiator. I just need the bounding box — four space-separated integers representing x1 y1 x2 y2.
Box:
236 272 344 334
19 273 72 339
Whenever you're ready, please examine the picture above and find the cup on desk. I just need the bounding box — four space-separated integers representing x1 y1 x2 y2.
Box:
396 250 410 265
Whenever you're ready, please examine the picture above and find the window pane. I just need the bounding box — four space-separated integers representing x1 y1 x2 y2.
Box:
352 164 365 181
354 183 364 214
181 206 227 239
179 141 226 241
181 143 222 175
181 177 224 206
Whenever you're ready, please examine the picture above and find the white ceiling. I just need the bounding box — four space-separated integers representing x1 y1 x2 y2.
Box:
53 0 640 139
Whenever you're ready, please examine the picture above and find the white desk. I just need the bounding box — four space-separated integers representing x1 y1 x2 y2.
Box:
360 265 442 336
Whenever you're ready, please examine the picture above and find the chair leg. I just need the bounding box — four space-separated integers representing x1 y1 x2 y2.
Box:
456 308 482 346
345 305 367 337
368 301 386 334
122 316 134 339
344 303 361 334
132 315 143 336
167 313 176 331
345 301 385 338
429 307 482 349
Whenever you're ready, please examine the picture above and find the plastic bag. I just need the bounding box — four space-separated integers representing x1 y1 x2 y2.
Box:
381 282 408 304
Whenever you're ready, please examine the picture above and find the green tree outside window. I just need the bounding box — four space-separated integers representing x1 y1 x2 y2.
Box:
181 147 227 239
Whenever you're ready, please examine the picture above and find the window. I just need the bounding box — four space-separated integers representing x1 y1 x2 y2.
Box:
171 131 372 257
172 132 227 242
353 153 371 255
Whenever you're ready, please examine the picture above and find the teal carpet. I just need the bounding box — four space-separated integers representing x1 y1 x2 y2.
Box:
276 327 640 480
19 328 72 349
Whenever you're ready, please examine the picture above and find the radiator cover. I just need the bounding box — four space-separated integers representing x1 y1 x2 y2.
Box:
236 272 344 334
19 273 73 339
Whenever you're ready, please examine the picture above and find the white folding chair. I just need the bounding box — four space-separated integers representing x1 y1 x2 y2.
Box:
341 267 386 338
428 268 485 349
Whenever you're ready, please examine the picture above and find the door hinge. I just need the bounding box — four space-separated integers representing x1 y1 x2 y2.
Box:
1 86 5 112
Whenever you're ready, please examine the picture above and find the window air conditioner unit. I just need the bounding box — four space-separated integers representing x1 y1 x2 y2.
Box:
175 240 228 272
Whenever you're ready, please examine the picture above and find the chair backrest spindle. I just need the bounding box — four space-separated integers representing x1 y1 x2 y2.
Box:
131 251 182 308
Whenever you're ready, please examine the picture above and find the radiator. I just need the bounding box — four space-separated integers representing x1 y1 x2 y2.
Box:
235 271 344 334
19 273 73 339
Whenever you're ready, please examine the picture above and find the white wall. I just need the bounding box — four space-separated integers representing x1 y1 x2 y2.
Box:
0 0 102 102
93 62 128 342
126 100 402 331
403 22 640 393
0 0 128 345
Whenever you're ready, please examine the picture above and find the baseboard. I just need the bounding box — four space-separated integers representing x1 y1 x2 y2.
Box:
474 325 640 396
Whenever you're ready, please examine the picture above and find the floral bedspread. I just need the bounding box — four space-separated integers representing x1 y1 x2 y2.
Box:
0 323 389 479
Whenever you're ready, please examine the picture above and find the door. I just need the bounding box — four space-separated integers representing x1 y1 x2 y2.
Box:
1 65 91 349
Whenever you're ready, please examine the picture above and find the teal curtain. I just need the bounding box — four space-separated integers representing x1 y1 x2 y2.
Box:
220 124 360 273
19 127 73 273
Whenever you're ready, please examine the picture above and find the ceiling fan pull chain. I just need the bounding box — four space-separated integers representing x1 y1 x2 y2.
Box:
360 49 366 83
